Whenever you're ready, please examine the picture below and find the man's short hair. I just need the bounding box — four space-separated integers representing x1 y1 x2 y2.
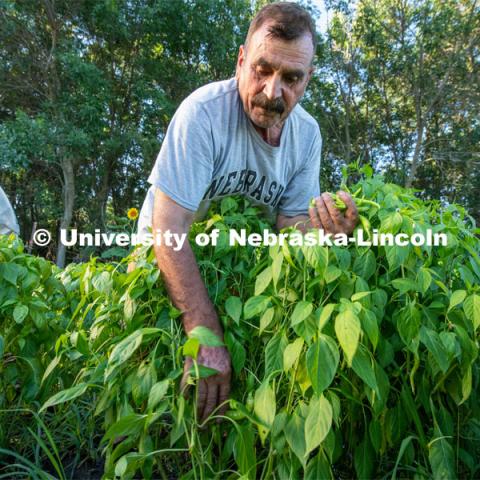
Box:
245 2 317 53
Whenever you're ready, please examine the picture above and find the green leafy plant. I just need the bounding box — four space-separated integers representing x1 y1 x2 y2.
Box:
1 168 479 479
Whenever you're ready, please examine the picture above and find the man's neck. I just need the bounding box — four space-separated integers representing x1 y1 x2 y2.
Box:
252 120 285 147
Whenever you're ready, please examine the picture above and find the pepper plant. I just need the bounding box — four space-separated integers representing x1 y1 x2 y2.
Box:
1 168 479 479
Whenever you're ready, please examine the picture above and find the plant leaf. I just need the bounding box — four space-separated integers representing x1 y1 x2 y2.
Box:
335 309 360 366
305 395 332 456
188 326 224 347
429 437 456 480
225 296 242 325
40 383 89 412
291 301 313 326
306 334 339 394
244 295 270 319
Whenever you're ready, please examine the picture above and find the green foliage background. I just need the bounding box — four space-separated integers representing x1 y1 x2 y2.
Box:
1 172 479 478
0 0 478 265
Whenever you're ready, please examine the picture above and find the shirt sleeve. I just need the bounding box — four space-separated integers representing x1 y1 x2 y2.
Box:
147 98 214 211
277 128 322 217
0 187 20 235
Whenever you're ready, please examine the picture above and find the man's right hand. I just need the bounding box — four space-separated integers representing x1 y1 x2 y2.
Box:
180 344 231 424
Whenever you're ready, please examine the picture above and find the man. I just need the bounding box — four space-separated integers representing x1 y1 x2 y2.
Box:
0 186 20 236
138 2 358 423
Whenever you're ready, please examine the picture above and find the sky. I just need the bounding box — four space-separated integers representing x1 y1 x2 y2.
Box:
311 0 330 34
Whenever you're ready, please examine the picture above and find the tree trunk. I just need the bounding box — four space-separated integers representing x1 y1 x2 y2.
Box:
93 158 114 230
56 158 75 268
406 121 424 188
406 81 425 189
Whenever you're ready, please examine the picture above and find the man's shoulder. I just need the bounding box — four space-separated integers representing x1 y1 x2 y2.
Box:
291 103 321 138
185 78 238 109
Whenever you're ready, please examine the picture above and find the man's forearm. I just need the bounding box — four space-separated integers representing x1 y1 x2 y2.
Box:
154 241 223 339
276 214 310 233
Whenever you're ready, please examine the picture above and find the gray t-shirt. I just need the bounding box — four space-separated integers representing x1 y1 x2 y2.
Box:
139 77 321 234
0 186 19 236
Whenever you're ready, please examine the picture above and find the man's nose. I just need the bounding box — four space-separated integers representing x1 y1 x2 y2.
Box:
263 74 282 100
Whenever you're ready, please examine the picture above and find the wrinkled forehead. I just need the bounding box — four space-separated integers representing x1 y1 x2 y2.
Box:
245 21 315 68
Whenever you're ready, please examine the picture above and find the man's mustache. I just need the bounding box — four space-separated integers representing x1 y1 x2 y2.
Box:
252 93 285 114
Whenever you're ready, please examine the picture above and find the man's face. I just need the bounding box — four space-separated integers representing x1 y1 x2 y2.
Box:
236 22 314 130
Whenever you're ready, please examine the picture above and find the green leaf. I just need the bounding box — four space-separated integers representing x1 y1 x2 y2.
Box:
106 330 144 379
400 385 427 447
305 450 332 480
448 289 466 311
233 424 256 479
132 363 155 406
254 380 276 443
416 268 432 294
461 366 472 404
264 333 287 377
225 296 242 325
225 331 246 375
316 303 336 331
335 309 360 366
463 294 480 331
302 245 328 272
285 412 306 465
385 245 410 270
101 247 129 259
324 266 342 284
361 309 379 350
354 437 375 479
429 437 456 480
259 307 275 334
1 263 19 286
13 304 29 324
183 338 200 358
92 271 113 295
102 414 146 443
187 364 219 379
114 453 143 478
333 246 351 270
351 346 378 394
147 380 169 412
397 304 420 352
291 301 313 326
380 211 403 234
70 330 89 355
369 420 382 453
353 250 376 281
41 356 61 385
271 252 283 288
351 291 371 302
391 278 417 294
306 334 339 394
244 295 270 319
283 338 304 372
305 395 333 456
221 196 237 215
123 294 136 321
255 267 272 295
40 383 89 412
0 334 4 358
419 327 450 373
391 436 417 480
188 326 224 347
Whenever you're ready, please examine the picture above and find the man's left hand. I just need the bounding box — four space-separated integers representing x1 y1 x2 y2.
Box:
309 191 359 235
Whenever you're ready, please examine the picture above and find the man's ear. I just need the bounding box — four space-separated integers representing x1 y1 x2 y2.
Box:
235 45 245 79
